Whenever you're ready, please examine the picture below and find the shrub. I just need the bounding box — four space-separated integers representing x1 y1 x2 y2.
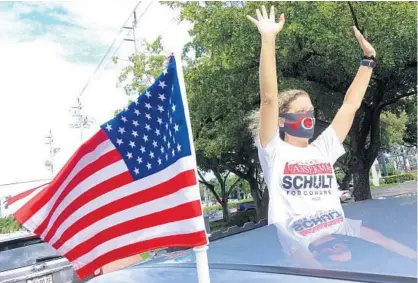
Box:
0 216 23 233
380 173 417 184
203 199 254 213
227 210 257 227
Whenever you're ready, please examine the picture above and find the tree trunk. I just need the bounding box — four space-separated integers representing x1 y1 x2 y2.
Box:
221 200 229 222
259 187 269 220
340 171 352 191
352 157 372 201
249 178 268 220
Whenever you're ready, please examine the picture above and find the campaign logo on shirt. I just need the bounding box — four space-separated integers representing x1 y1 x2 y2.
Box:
281 160 335 196
291 209 344 237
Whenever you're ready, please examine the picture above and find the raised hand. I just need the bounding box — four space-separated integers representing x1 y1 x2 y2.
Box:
247 6 285 38
353 26 376 58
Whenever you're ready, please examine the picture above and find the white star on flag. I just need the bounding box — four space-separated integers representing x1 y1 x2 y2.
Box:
158 93 166 101
159 80 167 89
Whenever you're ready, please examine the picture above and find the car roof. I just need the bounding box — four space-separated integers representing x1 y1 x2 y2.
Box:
0 230 36 243
136 193 417 277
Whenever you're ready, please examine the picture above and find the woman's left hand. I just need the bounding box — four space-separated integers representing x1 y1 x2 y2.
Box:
353 26 376 58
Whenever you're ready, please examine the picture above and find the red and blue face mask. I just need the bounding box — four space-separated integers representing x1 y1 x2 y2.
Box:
279 110 315 139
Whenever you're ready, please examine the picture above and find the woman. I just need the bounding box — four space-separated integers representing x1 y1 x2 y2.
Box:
247 6 416 267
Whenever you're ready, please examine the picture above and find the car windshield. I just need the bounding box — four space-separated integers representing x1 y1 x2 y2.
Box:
0 235 62 273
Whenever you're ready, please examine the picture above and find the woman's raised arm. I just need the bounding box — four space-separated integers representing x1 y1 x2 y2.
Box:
331 26 377 143
247 6 285 148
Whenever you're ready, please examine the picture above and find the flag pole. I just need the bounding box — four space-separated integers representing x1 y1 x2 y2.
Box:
172 52 211 283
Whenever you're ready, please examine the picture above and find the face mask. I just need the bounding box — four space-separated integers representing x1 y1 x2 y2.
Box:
279 110 315 139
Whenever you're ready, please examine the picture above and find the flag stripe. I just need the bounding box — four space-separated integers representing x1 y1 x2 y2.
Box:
7 182 50 206
54 184 200 254
22 139 116 230
47 156 197 246
14 132 111 224
43 171 133 243
52 169 197 250
65 200 202 261
76 218 205 270
7 184 49 215
76 230 207 278
35 149 123 236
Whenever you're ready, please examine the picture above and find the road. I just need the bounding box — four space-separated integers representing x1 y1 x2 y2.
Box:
371 181 417 199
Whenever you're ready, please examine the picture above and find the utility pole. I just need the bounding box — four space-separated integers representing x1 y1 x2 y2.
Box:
123 10 139 54
69 97 93 143
45 130 60 177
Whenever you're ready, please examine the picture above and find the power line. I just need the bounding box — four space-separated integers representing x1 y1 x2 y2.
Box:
0 179 50 187
78 0 146 97
44 130 60 177
98 1 154 79
69 97 94 142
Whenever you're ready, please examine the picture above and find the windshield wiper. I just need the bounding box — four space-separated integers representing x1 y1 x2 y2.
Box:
36 255 62 263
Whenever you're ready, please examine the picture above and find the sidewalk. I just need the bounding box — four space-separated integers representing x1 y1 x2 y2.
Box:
371 181 417 199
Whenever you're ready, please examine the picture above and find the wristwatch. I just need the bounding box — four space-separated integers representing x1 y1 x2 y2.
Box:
360 59 376 69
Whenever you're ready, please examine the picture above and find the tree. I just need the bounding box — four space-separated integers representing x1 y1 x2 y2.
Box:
380 111 408 151
115 37 167 97
167 1 416 205
196 154 241 221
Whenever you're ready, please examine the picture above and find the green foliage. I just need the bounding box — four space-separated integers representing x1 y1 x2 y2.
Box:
380 111 408 150
169 1 417 202
380 173 417 184
228 210 258 227
202 198 254 213
0 216 23 234
117 2 416 207
115 37 167 97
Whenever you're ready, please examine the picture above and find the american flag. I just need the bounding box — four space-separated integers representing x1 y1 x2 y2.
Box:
7 56 207 278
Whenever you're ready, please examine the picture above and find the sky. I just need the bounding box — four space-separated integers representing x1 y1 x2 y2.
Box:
0 0 192 199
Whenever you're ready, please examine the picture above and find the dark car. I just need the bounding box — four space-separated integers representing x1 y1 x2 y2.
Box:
0 231 94 283
88 192 417 283
236 201 256 211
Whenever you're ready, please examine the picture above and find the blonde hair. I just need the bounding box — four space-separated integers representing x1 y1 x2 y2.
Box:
248 89 309 145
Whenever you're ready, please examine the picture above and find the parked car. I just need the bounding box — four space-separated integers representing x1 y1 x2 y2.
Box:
236 201 256 211
0 231 95 283
88 192 417 283
338 184 354 203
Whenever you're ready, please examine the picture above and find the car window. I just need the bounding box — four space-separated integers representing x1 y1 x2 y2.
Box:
0 237 62 273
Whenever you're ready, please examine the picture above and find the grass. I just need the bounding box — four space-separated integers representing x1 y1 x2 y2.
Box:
140 252 151 259
371 182 399 189
209 220 229 232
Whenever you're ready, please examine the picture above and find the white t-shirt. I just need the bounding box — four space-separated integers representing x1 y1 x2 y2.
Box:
258 126 362 252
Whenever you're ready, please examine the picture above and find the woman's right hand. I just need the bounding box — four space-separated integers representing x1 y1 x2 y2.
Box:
247 6 285 39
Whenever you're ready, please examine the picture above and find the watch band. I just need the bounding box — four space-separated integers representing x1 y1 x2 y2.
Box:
363 55 376 61
360 59 376 69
